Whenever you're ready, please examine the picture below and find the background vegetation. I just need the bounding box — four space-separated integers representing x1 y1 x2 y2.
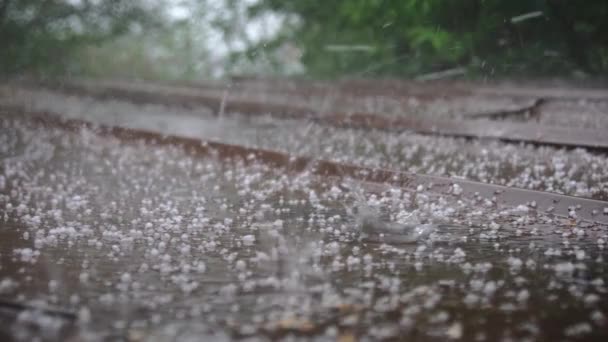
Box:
1 0 607 80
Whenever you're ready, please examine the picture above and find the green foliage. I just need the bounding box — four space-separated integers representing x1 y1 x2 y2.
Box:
0 0 162 76
247 0 608 78
3 0 607 80
71 20 215 81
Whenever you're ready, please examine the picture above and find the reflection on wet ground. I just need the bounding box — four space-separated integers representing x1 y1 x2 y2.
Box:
1 117 607 341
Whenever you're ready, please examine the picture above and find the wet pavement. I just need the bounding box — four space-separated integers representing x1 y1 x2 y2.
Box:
0 104 608 341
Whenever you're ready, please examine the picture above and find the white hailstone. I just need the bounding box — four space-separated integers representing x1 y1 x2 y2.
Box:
415 245 427 257
463 293 479 307
14 248 38 263
451 248 466 263
590 310 605 324
576 250 586 260
0 278 17 294
451 184 463 196
525 259 536 269
591 278 604 288
604 207 608 215
514 205 529 214
483 281 497 296
139 263 149 273
584 294 600 306
79 272 89 283
78 307 91 324
554 262 575 276
507 257 523 270
325 242 340 256
429 311 449 324
242 235 255 246
461 263 472 273
48 280 58 293
346 256 361 268
446 322 463 339
331 258 344 271
196 262 206 273
219 283 237 298
120 273 131 283
235 260 247 271
514 276 527 286
180 245 191 255
564 322 592 337
516 289 530 302
70 294 80 305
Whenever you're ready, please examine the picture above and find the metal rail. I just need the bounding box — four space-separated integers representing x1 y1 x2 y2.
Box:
29 80 608 152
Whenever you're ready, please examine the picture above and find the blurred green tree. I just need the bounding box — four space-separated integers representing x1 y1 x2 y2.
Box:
247 0 608 78
0 0 162 76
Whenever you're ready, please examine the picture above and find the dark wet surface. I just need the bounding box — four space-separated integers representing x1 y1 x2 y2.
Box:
1 116 608 341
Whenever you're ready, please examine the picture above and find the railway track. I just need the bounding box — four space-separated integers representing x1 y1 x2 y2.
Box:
20 79 608 151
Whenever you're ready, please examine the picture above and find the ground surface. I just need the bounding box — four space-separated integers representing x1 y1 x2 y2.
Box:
0 79 607 341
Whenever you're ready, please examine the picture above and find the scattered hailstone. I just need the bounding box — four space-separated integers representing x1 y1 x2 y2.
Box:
564 322 592 337
554 262 575 276
120 273 131 283
48 280 59 293
242 235 256 246
0 278 17 294
6 112 608 340
576 250 586 260
451 184 463 196
446 321 463 339
235 260 247 271
590 310 605 324
516 289 530 302
78 307 91 324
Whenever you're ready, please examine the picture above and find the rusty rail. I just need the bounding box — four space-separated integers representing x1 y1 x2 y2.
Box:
30 80 608 152
227 77 608 102
2 104 607 225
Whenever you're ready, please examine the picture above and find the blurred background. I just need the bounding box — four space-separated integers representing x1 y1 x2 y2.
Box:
1 0 607 81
